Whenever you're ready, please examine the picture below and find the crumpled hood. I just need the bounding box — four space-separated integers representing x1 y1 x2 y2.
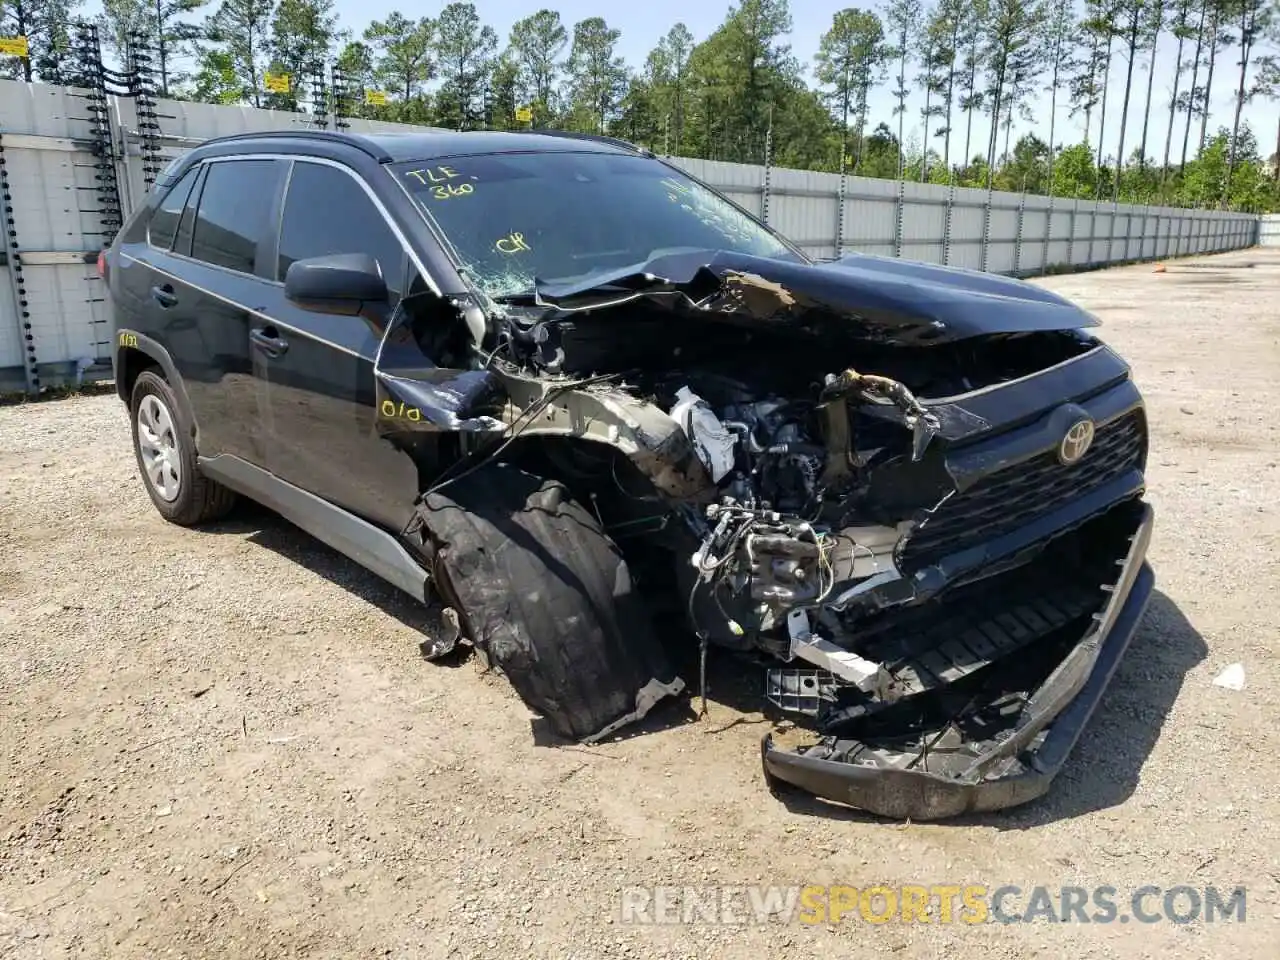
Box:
534 249 1099 346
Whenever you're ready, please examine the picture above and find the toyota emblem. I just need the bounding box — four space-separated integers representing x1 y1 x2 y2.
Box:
1058 419 1095 465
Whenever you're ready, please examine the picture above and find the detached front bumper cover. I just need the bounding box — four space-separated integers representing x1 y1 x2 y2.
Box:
761 502 1155 820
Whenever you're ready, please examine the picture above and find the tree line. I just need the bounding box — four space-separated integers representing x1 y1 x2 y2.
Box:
2 0 1279 210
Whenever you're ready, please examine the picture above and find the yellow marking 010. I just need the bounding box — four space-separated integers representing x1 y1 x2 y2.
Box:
380 399 422 422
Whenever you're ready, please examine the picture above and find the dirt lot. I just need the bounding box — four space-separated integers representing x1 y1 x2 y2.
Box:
2 248 1279 959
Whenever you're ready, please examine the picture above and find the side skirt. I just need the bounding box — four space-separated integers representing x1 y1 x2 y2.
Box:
198 454 430 603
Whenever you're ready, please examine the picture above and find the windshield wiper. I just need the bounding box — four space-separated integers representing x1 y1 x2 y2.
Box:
489 288 539 305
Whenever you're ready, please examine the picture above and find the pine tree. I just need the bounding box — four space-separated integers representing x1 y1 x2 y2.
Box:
815 8 886 174
1136 0 1165 172
1111 0 1150 197
649 23 694 153
956 0 989 168
202 0 274 105
363 12 434 104
488 52 520 129
1196 0 1233 157
1163 0 1198 182
883 0 922 178
564 17 627 133
1081 0 1118 180
1040 0 1079 193
1224 0 1275 196
920 0 965 177
435 2 497 129
981 0 1045 184
100 0 207 93
1 0 82 82
268 0 337 109
507 8 567 120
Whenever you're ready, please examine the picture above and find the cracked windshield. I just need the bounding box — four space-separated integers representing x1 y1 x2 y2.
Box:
392 152 799 298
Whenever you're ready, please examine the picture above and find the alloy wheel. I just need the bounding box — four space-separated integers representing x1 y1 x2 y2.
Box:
136 394 183 502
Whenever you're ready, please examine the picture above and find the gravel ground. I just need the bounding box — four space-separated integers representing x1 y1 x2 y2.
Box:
2 248 1279 959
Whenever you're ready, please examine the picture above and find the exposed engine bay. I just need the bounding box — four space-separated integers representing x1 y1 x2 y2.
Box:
376 254 1155 819
482 289 1136 719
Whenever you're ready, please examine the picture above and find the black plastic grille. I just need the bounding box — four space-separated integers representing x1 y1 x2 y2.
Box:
899 409 1146 572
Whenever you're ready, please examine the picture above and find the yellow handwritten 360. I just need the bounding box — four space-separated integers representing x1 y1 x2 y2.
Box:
431 183 474 200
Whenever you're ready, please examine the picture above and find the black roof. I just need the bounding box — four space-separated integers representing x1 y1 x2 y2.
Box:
196 128 649 163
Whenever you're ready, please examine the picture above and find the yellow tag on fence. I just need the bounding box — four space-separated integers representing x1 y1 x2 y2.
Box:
0 36 30 58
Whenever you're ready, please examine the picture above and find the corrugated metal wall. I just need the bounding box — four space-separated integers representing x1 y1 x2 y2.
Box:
0 83 120 391
1259 215 1280 246
0 78 1263 393
670 156 1260 266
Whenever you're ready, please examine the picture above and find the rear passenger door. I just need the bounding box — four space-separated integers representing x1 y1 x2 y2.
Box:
115 158 285 465
253 159 419 531
146 158 286 465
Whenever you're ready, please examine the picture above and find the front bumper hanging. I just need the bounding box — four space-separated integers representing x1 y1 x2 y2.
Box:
761 502 1156 820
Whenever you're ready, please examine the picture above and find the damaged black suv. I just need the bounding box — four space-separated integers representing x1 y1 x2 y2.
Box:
106 129 1155 819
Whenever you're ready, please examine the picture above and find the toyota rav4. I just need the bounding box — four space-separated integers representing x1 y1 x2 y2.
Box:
105 129 1155 819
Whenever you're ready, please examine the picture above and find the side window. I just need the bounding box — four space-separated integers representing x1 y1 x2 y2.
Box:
277 162 406 301
147 167 199 251
173 166 205 257
190 159 285 275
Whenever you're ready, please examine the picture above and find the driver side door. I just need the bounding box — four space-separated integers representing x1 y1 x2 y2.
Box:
253 158 418 531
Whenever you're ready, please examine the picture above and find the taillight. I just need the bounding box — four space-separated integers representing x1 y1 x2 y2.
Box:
97 250 107 281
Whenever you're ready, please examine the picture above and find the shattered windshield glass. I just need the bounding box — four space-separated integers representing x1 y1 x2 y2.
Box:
391 152 803 299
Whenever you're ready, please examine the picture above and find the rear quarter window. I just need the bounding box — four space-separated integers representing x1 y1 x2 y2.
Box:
146 167 200 250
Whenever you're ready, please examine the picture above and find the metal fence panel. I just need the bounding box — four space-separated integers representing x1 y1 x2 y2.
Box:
23 262 112 372
897 180 947 265
1259 215 1280 246
672 157 765 221
1 80 118 392
0 268 20 377
947 188 989 271
837 177 898 258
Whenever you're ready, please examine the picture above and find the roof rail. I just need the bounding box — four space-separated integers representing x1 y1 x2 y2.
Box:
197 129 392 162
526 128 653 156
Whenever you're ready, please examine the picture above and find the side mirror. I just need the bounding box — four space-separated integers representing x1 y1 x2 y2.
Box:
284 253 388 316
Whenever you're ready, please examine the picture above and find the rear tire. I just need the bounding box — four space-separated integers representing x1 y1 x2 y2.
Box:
130 369 236 526
416 464 683 741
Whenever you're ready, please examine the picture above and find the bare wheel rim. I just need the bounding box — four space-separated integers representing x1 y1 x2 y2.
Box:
136 393 182 502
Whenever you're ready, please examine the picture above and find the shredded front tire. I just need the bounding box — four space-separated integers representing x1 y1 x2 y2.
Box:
417 465 684 741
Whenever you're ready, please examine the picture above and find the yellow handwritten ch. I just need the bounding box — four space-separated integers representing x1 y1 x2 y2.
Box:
496 232 531 254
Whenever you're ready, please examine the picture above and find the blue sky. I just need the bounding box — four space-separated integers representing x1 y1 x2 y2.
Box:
84 0 1280 166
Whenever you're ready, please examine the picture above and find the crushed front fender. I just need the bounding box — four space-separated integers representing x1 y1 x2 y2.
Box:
760 502 1155 820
